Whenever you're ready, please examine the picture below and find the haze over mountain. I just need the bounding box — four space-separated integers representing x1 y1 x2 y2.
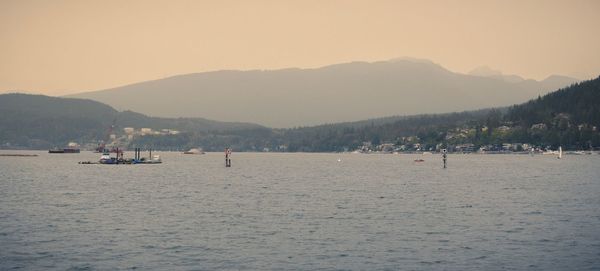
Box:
68 58 579 128
468 66 526 83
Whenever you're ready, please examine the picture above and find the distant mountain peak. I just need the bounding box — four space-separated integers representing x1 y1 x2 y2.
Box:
469 66 503 77
541 74 579 88
468 66 525 83
390 57 438 65
543 74 578 82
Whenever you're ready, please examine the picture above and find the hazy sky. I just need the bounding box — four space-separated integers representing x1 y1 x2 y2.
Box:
1 0 599 96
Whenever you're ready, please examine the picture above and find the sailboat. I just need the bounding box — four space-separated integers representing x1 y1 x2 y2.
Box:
558 146 563 159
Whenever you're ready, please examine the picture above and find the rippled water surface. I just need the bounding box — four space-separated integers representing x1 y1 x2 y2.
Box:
1 151 599 270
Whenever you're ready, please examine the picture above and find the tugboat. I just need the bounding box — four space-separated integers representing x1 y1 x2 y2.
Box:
99 152 118 164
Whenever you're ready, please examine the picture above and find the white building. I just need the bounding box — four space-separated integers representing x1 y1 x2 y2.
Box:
123 127 135 134
140 128 153 135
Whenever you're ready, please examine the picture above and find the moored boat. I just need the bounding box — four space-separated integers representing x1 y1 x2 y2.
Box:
183 148 205 154
49 142 81 153
49 148 80 153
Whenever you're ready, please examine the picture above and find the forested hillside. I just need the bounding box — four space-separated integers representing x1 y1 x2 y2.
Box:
0 94 263 149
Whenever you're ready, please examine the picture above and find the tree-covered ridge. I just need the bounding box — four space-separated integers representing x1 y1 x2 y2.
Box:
277 110 496 152
500 76 600 150
0 93 264 149
507 77 600 127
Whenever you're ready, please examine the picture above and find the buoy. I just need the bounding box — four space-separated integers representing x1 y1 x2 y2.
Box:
442 149 447 169
225 147 232 167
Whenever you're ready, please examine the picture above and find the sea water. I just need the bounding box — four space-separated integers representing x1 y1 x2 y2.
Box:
1 151 599 270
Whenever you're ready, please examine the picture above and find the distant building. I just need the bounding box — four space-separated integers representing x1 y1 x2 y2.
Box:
123 127 135 134
531 123 547 130
497 126 511 132
140 128 153 135
455 143 475 153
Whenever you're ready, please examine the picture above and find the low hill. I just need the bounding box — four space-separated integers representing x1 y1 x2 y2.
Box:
0 93 263 149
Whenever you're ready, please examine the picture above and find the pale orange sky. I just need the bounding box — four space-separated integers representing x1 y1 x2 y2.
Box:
1 0 599 96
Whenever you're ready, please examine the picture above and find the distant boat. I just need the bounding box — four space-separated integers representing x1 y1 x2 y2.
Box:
99 153 118 164
49 142 81 154
49 148 80 153
139 155 162 164
97 152 161 164
49 148 64 153
183 148 205 154
80 148 162 165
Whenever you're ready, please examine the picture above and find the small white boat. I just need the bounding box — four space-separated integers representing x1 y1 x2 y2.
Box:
183 148 205 154
145 155 162 164
137 155 162 164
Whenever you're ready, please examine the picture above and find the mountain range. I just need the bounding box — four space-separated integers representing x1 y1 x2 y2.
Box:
2 76 598 151
67 58 578 128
